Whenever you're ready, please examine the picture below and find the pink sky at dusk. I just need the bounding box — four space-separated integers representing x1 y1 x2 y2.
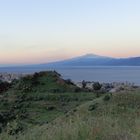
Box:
0 0 140 66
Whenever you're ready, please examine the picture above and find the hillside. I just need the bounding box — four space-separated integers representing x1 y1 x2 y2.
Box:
0 71 95 135
1 90 140 140
0 71 140 140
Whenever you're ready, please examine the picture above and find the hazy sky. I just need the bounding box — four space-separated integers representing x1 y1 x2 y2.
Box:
0 0 140 65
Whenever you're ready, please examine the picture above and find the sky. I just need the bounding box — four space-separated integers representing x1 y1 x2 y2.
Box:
0 0 140 66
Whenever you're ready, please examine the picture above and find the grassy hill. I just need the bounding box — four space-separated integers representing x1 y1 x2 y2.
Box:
0 71 95 136
0 71 140 140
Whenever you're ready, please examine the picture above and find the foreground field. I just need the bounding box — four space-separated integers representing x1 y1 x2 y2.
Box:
1 90 140 140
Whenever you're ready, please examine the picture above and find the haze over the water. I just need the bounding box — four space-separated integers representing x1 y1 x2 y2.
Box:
0 0 140 66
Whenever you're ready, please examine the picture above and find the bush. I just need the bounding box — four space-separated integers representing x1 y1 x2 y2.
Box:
46 106 56 111
65 79 74 85
6 120 24 135
74 87 81 93
0 82 11 93
93 82 102 91
51 88 65 93
31 73 40 86
103 95 111 101
88 103 98 111
82 80 87 88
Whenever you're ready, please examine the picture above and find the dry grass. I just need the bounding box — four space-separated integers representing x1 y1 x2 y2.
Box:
1 91 140 140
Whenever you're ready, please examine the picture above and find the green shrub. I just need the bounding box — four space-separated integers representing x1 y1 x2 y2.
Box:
46 106 56 111
0 82 11 93
6 120 24 135
74 87 81 93
93 82 102 91
82 80 87 88
88 103 98 111
103 95 111 101
65 79 75 85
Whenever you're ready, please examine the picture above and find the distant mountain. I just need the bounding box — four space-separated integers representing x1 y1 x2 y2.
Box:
37 54 140 67
1 54 140 71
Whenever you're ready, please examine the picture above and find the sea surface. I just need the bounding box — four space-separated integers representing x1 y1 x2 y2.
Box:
0 66 140 85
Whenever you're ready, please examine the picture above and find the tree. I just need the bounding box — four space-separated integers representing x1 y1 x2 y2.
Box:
82 80 87 88
93 82 102 91
93 82 102 97
0 81 11 93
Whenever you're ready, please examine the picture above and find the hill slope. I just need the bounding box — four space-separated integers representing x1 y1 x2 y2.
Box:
1 90 140 140
0 71 95 135
0 71 140 139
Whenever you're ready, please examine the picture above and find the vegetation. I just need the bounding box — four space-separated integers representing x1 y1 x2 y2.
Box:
0 81 11 93
93 82 102 91
82 80 87 89
0 71 140 140
1 90 140 140
0 71 95 136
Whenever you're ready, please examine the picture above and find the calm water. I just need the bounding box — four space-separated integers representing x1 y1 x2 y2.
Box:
0 66 140 85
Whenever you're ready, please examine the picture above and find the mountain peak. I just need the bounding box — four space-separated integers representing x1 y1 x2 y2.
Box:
83 53 100 58
81 53 110 59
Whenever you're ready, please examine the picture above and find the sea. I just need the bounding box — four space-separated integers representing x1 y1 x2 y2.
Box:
0 66 140 85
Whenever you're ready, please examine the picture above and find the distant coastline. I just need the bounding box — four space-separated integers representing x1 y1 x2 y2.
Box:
0 66 140 85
